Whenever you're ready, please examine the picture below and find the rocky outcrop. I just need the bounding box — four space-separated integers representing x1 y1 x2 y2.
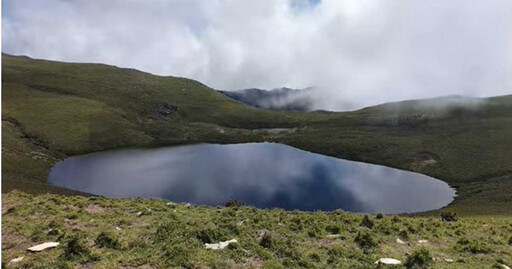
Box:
155 103 178 117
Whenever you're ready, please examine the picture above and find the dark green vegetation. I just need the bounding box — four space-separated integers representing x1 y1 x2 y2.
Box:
2 191 511 268
2 54 512 267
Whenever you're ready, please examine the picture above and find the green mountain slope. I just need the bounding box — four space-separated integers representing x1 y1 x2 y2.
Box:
2 54 512 214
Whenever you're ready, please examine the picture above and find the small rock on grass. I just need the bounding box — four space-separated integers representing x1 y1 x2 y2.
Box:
396 238 405 244
237 219 248 226
205 239 238 250
9 256 24 264
374 258 401 265
27 242 59 252
417 239 428 244
325 234 343 239
498 264 511 269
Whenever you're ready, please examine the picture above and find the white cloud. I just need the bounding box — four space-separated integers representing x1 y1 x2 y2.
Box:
3 0 512 110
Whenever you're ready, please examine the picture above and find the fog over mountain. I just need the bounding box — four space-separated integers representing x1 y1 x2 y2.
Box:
3 0 512 110
219 88 316 111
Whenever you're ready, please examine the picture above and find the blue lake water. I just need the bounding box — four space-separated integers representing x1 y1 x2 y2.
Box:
48 143 455 213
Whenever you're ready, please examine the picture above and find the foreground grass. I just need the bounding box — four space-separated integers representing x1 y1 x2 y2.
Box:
2 191 511 268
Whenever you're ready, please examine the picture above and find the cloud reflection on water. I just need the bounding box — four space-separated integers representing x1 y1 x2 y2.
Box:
48 143 455 213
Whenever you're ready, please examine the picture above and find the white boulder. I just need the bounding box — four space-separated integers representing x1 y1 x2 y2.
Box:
27 242 60 252
205 239 238 250
374 258 402 265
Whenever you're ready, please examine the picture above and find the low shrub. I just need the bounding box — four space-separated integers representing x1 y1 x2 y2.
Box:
376 213 383 219
162 244 195 268
308 252 321 262
405 248 433 269
440 211 458 222
325 225 341 234
225 199 245 208
327 245 343 259
456 238 491 254
359 215 374 229
399 229 409 240
195 227 226 244
354 231 377 249
153 221 179 242
95 232 120 249
62 236 91 260
260 233 275 249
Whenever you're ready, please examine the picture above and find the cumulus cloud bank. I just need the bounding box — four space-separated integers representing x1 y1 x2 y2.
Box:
3 0 512 110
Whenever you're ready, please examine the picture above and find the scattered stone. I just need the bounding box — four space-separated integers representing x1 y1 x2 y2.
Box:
374 258 402 265
396 238 405 244
237 219 248 226
184 203 192 207
136 211 143 217
325 234 343 239
9 256 24 264
115 226 122 231
444 258 454 263
205 239 238 250
418 240 429 244
498 264 511 269
27 242 60 252
166 201 177 206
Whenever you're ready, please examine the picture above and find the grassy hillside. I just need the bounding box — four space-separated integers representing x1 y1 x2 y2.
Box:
4 54 512 214
2 54 512 268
